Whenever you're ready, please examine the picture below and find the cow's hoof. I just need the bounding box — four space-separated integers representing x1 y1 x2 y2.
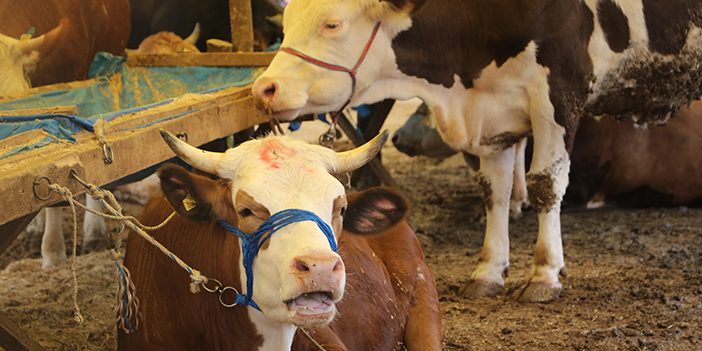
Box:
83 237 109 254
459 279 504 297
517 282 561 303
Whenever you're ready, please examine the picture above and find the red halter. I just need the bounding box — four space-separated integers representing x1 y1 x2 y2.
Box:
278 21 382 126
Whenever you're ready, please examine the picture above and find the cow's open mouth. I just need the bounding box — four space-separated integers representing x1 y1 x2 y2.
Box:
285 291 334 316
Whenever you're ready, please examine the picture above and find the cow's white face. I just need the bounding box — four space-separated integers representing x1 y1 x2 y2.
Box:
160 130 387 331
0 33 39 95
221 138 347 328
253 0 412 120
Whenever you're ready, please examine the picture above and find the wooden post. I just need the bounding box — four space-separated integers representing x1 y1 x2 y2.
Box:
229 0 254 52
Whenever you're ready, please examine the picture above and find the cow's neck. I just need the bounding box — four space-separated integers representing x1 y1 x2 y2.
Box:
249 311 297 351
354 0 545 156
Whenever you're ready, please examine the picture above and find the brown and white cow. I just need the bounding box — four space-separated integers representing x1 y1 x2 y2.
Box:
251 0 702 302
1 0 130 268
118 130 441 351
392 103 529 219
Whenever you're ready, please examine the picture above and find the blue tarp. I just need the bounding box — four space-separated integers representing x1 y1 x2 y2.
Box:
0 52 266 160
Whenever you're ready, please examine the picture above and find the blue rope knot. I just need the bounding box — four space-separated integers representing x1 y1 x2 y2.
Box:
218 209 338 311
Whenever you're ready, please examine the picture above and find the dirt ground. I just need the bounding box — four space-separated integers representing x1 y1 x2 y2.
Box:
1 99 701 351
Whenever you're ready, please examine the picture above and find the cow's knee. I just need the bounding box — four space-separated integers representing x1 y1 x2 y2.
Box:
526 158 569 212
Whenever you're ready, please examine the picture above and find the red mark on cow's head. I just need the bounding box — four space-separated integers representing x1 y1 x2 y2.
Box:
258 138 298 169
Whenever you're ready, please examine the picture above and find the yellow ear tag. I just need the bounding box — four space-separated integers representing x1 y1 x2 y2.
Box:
183 194 197 211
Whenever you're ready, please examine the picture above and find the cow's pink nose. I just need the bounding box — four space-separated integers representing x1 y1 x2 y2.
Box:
291 254 344 288
253 78 278 106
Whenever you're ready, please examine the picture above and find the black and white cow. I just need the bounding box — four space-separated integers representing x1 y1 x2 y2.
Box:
252 0 702 302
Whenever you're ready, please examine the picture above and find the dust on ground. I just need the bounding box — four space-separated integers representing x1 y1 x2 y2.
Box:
1 100 701 351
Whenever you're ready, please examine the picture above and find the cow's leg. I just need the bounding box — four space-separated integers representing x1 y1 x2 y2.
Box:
24 208 46 252
510 138 529 219
83 195 108 253
520 117 569 303
41 207 66 269
460 146 516 297
405 265 442 351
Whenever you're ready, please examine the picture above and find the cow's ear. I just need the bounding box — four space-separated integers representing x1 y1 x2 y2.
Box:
343 187 408 234
158 164 235 223
380 0 426 12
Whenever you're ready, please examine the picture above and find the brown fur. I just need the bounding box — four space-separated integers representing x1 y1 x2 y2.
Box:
0 0 130 87
568 102 702 207
292 189 441 351
137 31 200 54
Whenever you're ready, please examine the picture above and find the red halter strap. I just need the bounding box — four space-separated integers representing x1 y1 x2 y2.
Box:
279 21 382 123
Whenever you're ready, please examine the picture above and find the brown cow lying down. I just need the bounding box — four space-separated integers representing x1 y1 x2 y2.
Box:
118 130 441 351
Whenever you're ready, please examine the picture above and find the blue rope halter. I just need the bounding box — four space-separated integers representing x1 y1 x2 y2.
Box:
218 209 338 311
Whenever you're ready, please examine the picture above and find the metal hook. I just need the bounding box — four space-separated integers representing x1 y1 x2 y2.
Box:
176 132 188 143
33 176 53 201
69 169 91 190
103 143 114 164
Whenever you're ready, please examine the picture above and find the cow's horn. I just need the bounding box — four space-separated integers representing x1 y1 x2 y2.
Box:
18 35 45 54
334 130 388 174
184 23 201 45
19 19 67 54
160 129 223 175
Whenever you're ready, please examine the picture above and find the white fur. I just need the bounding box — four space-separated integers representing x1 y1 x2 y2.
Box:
0 33 37 95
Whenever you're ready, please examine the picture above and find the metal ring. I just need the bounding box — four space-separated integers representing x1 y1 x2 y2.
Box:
176 132 188 143
218 286 240 307
103 143 114 164
201 278 223 293
33 176 53 201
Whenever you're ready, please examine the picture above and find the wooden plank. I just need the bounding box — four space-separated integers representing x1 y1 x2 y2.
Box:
0 85 269 228
0 105 78 117
0 80 98 104
0 312 48 351
0 212 38 255
230 0 254 52
125 52 276 67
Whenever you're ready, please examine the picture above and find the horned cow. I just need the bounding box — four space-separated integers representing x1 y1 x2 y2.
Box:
118 130 441 351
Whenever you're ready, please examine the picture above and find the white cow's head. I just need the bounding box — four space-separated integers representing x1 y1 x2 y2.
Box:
252 0 423 120
0 21 66 95
158 130 387 328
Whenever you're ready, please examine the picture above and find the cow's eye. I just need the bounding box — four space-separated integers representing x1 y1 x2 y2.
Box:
324 18 341 30
239 208 253 217
340 206 346 217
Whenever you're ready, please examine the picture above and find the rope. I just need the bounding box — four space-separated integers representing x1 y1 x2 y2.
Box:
218 209 338 311
45 180 201 334
46 185 85 324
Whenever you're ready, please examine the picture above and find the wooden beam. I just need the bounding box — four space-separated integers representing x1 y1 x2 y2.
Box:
125 52 276 67
336 113 399 189
0 105 78 117
0 312 48 351
0 85 269 228
229 0 254 52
